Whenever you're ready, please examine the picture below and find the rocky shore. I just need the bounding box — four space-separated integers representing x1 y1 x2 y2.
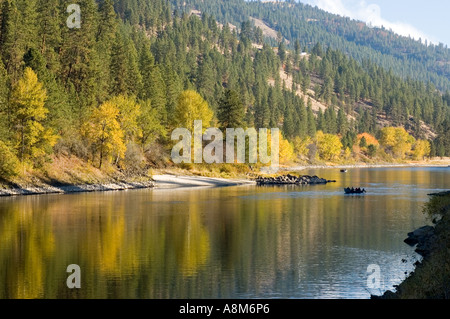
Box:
0 174 258 197
0 180 155 197
256 174 336 186
374 190 450 299
404 225 437 258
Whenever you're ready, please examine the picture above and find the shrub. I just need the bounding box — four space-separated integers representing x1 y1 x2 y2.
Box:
0 141 20 178
122 142 148 176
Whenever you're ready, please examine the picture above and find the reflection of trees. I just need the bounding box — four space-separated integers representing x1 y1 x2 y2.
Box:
0 169 436 299
174 206 210 277
0 200 55 299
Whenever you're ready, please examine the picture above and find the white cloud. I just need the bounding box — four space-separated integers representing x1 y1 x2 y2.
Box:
301 0 437 44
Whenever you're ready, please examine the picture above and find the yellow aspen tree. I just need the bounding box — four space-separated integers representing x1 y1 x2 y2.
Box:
173 90 214 132
316 131 343 161
412 140 431 160
10 67 57 164
83 101 126 168
107 95 142 143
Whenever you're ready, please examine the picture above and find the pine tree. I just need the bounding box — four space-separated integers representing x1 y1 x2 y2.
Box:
1 0 39 82
217 89 244 131
139 43 167 124
162 63 183 126
110 28 142 97
36 0 62 73
283 103 295 139
59 0 100 115
295 98 308 138
138 99 166 148
196 54 217 108
0 59 10 140
337 107 348 135
96 0 118 102
306 105 317 137
97 0 117 43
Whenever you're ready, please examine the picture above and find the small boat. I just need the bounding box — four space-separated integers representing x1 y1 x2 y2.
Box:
340 169 348 173
344 188 366 194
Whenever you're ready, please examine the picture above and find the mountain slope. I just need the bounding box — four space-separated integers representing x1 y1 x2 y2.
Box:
173 0 450 92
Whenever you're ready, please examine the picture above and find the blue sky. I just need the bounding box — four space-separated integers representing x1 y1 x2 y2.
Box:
298 0 450 47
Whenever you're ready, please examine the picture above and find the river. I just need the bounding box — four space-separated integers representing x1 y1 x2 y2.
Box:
0 167 448 299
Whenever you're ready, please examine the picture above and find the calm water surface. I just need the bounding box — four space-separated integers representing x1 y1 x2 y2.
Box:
0 167 448 299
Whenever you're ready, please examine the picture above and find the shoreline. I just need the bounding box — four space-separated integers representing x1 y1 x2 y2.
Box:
0 175 257 198
152 175 256 189
375 190 450 299
284 161 450 171
0 161 448 197
0 180 156 197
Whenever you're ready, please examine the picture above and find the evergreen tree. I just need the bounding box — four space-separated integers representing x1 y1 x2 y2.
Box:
306 105 316 137
36 0 62 73
0 59 10 140
59 0 100 115
139 46 167 125
110 28 142 97
337 107 348 135
217 89 244 131
0 0 38 82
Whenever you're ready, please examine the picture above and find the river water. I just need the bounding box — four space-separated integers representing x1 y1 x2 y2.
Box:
0 167 448 299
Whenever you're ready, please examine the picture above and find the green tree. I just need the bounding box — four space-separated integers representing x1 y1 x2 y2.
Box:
217 89 244 131
367 144 378 158
337 107 348 135
306 105 317 137
0 0 38 82
138 99 166 148
359 136 367 148
110 28 142 97
139 44 167 124
0 59 10 139
36 0 62 73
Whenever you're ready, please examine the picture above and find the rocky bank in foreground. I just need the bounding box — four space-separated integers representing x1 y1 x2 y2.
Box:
375 191 450 299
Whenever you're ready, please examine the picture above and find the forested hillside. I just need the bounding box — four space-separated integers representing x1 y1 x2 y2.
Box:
174 0 450 92
0 0 449 182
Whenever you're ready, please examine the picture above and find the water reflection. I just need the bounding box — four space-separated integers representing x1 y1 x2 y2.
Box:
0 168 448 299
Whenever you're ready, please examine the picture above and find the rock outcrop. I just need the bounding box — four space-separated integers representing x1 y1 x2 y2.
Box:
256 174 336 186
404 225 437 258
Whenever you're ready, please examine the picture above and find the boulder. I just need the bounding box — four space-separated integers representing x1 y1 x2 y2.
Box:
404 225 436 257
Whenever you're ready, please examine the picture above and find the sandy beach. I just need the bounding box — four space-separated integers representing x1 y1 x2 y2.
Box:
152 174 256 189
